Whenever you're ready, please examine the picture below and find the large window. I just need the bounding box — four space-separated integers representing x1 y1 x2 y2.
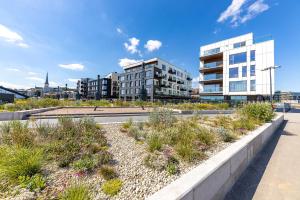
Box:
250 65 256 76
233 41 246 48
162 64 166 71
229 67 239 78
146 71 152 78
229 80 247 92
250 50 256 61
250 80 256 91
146 79 153 85
242 66 247 77
229 52 247 65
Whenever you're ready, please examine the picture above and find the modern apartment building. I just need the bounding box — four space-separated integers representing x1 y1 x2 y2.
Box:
199 33 275 102
105 72 119 98
77 75 113 99
119 58 192 101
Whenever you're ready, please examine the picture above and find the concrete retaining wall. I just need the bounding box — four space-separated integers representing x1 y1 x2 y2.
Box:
147 114 284 200
0 107 61 121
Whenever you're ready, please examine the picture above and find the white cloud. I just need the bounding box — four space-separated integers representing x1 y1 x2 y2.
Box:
217 0 269 26
118 58 141 68
50 81 60 87
0 81 30 89
144 40 162 52
116 28 122 34
68 78 80 83
241 0 269 23
28 71 39 76
124 37 140 54
0 24 29 48
26 77 44 82
6 68 20 72
59 63 84 71
192 77 200 88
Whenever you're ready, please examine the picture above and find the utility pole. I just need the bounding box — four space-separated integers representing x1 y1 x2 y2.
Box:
261 65 281 103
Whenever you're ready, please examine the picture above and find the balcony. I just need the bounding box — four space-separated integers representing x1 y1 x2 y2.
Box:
203 74 223 81
201 87 223 93
202 61 223 69
168 69 176 74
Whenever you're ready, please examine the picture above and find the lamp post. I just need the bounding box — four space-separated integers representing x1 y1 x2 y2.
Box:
261 65 281 103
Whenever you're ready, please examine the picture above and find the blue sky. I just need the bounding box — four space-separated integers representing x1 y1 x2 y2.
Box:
0 0 299 91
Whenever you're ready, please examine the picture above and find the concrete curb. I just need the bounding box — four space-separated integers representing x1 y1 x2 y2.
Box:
146 114 284 200
0 107 61 121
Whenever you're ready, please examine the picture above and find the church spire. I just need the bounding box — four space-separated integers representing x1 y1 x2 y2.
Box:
45 72 49 85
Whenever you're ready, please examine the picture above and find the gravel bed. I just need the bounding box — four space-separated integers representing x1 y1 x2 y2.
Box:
97 124 230 200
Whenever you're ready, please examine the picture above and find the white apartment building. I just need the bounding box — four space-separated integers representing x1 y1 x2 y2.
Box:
119 58 192 101
199 33 275 102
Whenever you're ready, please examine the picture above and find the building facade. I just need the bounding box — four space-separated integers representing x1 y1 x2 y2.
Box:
77 75 116 100
119 58 192 101
199 33 275 102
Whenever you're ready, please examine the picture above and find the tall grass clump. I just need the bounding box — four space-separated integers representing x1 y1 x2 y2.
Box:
148 108 177 129
0 146 43 183
60 183 91 200
0 121 34 147
239 103 274 123
102 179 122 196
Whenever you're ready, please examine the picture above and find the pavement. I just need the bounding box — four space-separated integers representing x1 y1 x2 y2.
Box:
225 109 300 200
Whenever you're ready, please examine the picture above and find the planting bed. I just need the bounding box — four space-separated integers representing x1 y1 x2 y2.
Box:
0 103 274 200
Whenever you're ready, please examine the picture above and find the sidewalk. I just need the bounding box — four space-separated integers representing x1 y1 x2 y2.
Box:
226 109 300 200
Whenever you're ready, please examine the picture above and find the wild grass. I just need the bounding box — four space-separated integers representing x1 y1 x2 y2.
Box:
101 179 122 196
0 146 43 184
99 166 118 180
59 183 91 200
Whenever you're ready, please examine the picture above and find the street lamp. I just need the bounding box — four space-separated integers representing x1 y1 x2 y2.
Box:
261 65 281 103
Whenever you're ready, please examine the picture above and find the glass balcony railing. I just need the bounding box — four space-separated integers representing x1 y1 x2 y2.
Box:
202 48 221 57
202 87 223 93
202 61 223 69
203 74 223 81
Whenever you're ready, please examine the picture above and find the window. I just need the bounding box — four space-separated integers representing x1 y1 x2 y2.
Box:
121 90 125 95
229 52 247 65
242 66 247 77
146 79 153 85
130 81 133 87
229 81 247 92
102 85 107 90
250 65 256 76
135 73 138 79
121 83 125 88
233 41 246 48
250 50 256 61
102 91 107 95
162 64 166 71
146 88 151 94
229 67 239 78
250 80 256 91
102 79 107 84
135 88 140 94
135 80 139 86
146 71 152 78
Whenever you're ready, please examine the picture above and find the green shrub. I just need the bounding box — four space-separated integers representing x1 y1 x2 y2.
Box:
0 146 43 183
240 103 274 123
147 133 162 152
175 142 204 162
99 166 118 180
232 117 257 132
128 126 143 141
97 151 113 165
196 127 216 147
72 155 98 172
149 108 176 129
101 179 122 196
60 183 91 200
18 174 46 191
166 156 179 175
143 153 167 170
0 121 34 147
214 115 232 128
217 127 237 142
